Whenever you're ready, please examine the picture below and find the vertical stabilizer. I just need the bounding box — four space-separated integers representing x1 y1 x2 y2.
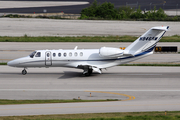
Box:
124 26 169 56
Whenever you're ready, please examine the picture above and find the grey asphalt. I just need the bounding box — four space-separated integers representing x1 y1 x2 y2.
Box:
0 66 180 116
0 1 89 9
0 18 179 37
1 99 180 116
0 0 180 14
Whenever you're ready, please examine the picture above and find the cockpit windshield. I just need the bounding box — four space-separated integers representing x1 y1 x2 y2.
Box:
29 51 36 58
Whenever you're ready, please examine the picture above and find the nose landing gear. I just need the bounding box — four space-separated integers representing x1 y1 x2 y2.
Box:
22 68 27 75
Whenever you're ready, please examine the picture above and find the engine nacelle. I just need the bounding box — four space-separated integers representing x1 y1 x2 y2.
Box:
99 47 124 58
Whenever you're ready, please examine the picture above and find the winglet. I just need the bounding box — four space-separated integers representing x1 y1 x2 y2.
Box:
74 46 78 50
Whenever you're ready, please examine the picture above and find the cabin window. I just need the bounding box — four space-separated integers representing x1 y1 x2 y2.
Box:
58 53 61 57
69 52 72 57
29 51 36 58
64 53 67 57
80 52 83 56
53 53 56 57
35 52 41 57
74 52 78 56
47 53 49 57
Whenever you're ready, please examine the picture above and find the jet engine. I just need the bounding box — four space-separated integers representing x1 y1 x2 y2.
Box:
99 47 124 58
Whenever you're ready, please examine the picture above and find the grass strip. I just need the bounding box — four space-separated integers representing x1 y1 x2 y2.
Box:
0 36 137 42
0 63 7 65
0 35 180 42
0 111 180 120
0 99 119 105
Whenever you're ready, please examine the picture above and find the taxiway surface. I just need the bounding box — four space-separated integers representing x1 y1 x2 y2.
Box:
0 0 180 14
0 66 180 116
0 18 179 37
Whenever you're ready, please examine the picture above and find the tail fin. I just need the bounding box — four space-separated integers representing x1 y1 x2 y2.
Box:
124 26 169 56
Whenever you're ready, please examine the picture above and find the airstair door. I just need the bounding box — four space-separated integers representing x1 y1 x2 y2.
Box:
45 51 52 66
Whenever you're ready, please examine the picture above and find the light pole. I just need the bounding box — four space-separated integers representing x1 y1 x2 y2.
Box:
163 3 165 10
137 1 138 10
163 1 166 10
150 3 152 10
176 4 179 16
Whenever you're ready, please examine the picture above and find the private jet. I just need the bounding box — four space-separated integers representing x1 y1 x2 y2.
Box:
8 26 169 76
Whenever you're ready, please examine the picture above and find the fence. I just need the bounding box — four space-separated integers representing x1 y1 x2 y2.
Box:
126 2 179 16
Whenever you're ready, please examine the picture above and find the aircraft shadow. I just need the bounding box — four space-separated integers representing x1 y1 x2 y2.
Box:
58 71 99 79
0 71 100 79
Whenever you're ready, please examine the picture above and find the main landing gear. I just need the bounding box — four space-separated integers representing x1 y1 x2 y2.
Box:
78 65 93 76
84 68 93 76
22 68 27 75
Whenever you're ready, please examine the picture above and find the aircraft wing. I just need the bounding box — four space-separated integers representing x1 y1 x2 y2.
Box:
77 65 102 74
92 66 102 73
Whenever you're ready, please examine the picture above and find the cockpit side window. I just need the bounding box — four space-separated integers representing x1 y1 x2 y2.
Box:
29 51 36 58
35 52 41 57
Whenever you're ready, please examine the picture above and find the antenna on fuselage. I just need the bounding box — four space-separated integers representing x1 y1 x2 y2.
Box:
74 46 78 50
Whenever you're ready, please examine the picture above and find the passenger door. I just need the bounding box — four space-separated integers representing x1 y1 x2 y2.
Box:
45 51 52 66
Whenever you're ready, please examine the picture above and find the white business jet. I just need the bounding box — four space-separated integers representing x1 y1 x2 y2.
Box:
8 26 169 76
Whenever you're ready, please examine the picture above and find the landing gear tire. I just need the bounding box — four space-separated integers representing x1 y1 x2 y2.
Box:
84 73 90 76
84 69 93 76
22 69 27 75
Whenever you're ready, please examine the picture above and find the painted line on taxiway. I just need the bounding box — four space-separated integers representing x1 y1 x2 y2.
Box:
85 91 135 101
0 59 12 61
122 74 162 75
0 89 180 92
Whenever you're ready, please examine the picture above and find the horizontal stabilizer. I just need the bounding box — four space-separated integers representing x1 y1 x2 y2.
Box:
152 26 169 31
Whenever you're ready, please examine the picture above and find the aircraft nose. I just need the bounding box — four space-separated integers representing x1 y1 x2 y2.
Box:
8 57 29 67
7 60 19 67
7 60 15 67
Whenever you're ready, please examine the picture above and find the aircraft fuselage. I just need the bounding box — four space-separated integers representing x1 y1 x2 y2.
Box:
8 49 152 69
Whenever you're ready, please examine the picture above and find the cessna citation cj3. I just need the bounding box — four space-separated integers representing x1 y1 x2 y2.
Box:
8 26 169 76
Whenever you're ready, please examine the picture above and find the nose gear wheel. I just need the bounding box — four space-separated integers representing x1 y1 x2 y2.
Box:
22 69 27 75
